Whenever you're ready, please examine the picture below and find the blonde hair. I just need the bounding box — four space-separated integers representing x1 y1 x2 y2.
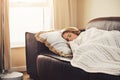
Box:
62 27 80 37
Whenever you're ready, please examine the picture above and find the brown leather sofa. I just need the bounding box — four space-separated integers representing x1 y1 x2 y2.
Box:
25 17 120 80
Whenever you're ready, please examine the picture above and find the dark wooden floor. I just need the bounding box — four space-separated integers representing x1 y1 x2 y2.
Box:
22 71 34 80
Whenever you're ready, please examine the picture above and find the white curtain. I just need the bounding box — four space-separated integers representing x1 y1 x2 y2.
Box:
53 0 77 29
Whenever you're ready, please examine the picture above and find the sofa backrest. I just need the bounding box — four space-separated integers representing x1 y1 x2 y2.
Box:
86 17 120 31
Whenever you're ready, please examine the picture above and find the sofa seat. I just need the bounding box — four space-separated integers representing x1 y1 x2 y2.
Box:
37 55 89 80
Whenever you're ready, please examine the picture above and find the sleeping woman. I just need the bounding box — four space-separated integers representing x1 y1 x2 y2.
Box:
62 27 120 76
62 27 81 41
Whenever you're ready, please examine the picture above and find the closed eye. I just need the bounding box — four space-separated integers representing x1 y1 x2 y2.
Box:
67 34 71 38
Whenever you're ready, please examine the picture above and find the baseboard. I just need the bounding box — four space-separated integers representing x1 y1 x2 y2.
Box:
10 66 26 72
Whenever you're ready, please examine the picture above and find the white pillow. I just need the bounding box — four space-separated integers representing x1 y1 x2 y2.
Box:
35 31 72 57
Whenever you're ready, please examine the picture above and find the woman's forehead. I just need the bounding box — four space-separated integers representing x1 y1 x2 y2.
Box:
63 32 68 37
63 32 69 38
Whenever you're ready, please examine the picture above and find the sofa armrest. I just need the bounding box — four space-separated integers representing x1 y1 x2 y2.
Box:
25 32 49 78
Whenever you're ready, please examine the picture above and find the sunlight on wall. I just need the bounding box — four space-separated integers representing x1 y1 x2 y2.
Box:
77 0 120 28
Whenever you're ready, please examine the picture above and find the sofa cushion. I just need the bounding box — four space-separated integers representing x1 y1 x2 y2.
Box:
35 30 72 57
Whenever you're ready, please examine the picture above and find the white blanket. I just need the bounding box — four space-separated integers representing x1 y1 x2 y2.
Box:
70 28 120 75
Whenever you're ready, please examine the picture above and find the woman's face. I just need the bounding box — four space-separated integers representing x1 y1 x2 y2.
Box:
63 32 78 41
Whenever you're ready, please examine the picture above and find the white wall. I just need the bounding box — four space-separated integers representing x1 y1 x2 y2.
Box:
11 47 26 71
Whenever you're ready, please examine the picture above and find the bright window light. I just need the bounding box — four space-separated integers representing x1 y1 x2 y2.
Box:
9 0 54 48
9 0 48 3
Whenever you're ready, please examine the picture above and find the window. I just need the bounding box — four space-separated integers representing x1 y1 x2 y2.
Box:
9 0 54 48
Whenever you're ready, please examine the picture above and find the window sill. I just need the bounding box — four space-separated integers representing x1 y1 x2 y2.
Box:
10 43 25 48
